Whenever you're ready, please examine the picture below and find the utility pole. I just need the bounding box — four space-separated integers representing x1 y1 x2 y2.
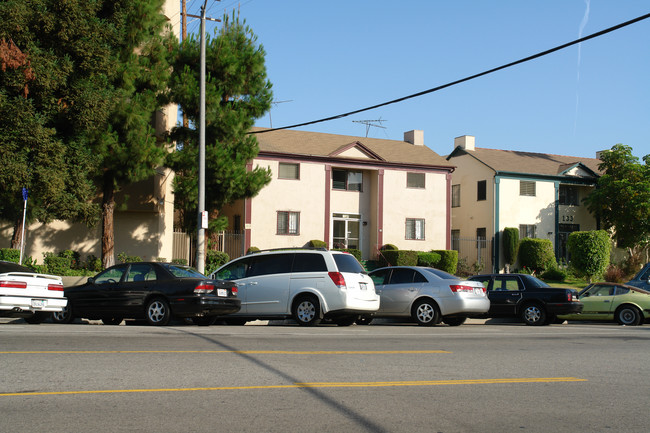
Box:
180 0 220 273
196 0 209 274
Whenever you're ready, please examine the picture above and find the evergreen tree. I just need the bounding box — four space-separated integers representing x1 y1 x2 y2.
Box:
166 12 273 237
0 0 177 268
0 1 100 250
584 144 650 269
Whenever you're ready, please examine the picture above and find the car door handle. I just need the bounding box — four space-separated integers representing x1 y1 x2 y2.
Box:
249 282 258 285
408 288 417 292
603 300 610 303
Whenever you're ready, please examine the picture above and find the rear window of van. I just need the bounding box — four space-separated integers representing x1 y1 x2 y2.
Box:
333 254 365 274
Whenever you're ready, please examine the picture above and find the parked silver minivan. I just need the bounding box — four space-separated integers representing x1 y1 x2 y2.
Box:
210 249 379 326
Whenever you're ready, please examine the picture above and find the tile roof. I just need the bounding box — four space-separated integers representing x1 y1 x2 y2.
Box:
450 147 603 177
251 127 453 168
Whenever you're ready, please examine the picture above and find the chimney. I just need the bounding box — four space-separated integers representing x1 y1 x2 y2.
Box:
404 130 424 146
595 150 608 160
455 135 475 151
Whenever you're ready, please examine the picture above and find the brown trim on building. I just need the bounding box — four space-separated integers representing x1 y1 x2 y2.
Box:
256 152 454 174
446 172 452 249
245 162 253 252
377 169 384 254
324 164 331 248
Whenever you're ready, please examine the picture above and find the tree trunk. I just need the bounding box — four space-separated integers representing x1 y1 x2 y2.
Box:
101 174 116 269
11 217 23 250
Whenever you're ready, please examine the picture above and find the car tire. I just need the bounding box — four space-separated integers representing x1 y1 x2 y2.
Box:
520 303 547 326
333 315 357 326
101 317 123 326
412 298 440 326
442 316 467 326
615 305 642 326
145 298 171 326
355 315 373 325
292 295 321 326
24 312 48 324
52 306 74 324
192 316 219 326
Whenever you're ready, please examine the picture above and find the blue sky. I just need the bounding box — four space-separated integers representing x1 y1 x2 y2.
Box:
178 1 649 159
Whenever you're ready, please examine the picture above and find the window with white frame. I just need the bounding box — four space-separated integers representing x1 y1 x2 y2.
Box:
277 211 300 235
407 172 425 189
452 184 461 207
519 224 536 239
520 180 536 196
332 169 363 191
405 218 425 240
278 162 299 179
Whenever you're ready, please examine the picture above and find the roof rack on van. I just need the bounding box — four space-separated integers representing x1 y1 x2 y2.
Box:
246 247 328 255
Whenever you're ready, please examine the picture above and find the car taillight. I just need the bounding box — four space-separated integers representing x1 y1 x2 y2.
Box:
231 286 238 295
48 283 64 291
0 280 27 289
328 272 347 289
450 285 476 293
568 292 577 302
194 284 214 294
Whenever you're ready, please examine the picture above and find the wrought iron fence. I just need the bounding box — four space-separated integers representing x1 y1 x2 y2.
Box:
172 230 246 265
451 236 493 275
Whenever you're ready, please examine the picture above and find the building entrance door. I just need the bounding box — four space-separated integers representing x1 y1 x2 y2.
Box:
332 213 360 250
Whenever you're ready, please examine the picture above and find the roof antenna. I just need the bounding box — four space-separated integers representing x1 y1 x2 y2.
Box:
269 100 293 128
352 118 387 137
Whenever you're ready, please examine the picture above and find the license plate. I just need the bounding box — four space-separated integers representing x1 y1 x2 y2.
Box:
217 289 228 297
31 299 46 308
359 282 367 290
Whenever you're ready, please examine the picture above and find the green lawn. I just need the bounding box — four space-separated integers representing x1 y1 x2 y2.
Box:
543 275 590 291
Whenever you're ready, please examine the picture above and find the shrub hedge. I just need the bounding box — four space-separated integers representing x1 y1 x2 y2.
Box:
518 238 555 274
568 230 611 282
432 250 458 274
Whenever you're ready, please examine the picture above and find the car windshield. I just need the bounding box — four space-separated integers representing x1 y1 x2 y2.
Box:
333 254 366 274
421 268 457 280
162 264 206 279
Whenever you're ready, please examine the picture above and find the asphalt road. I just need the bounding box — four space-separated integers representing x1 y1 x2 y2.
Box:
1 319 649 432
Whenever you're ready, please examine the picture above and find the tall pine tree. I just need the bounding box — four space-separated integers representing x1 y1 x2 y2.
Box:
166 13 273 239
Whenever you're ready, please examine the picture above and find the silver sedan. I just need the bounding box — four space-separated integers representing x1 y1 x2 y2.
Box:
359 266 490 326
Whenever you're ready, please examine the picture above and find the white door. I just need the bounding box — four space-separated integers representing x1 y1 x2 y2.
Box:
332 214 360 250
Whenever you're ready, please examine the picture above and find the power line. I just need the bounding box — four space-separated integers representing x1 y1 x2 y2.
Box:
251 12 650 135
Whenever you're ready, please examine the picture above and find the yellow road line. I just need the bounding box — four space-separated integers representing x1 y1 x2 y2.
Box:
0 377 586 397
0 349 451 355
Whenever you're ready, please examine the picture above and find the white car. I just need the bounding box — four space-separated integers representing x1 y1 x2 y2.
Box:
210 249 379 326
0 260 67 324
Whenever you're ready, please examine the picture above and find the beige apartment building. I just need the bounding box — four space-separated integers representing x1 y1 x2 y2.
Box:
219 129 455 260
446 135 602 272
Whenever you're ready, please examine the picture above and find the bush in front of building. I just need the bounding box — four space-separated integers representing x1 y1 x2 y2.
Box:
380 250 418 267
206 250 230 275
308 240 327 248
432 250 459 274
518 238 555 274
568 230 611 282
0 248 21 263
417 252 441 268
502 227 519 271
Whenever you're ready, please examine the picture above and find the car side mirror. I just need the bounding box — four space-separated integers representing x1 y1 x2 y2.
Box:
87 277 95 284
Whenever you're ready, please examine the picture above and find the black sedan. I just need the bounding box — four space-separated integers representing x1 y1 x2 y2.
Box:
52 262 240 326
467 273 582 325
